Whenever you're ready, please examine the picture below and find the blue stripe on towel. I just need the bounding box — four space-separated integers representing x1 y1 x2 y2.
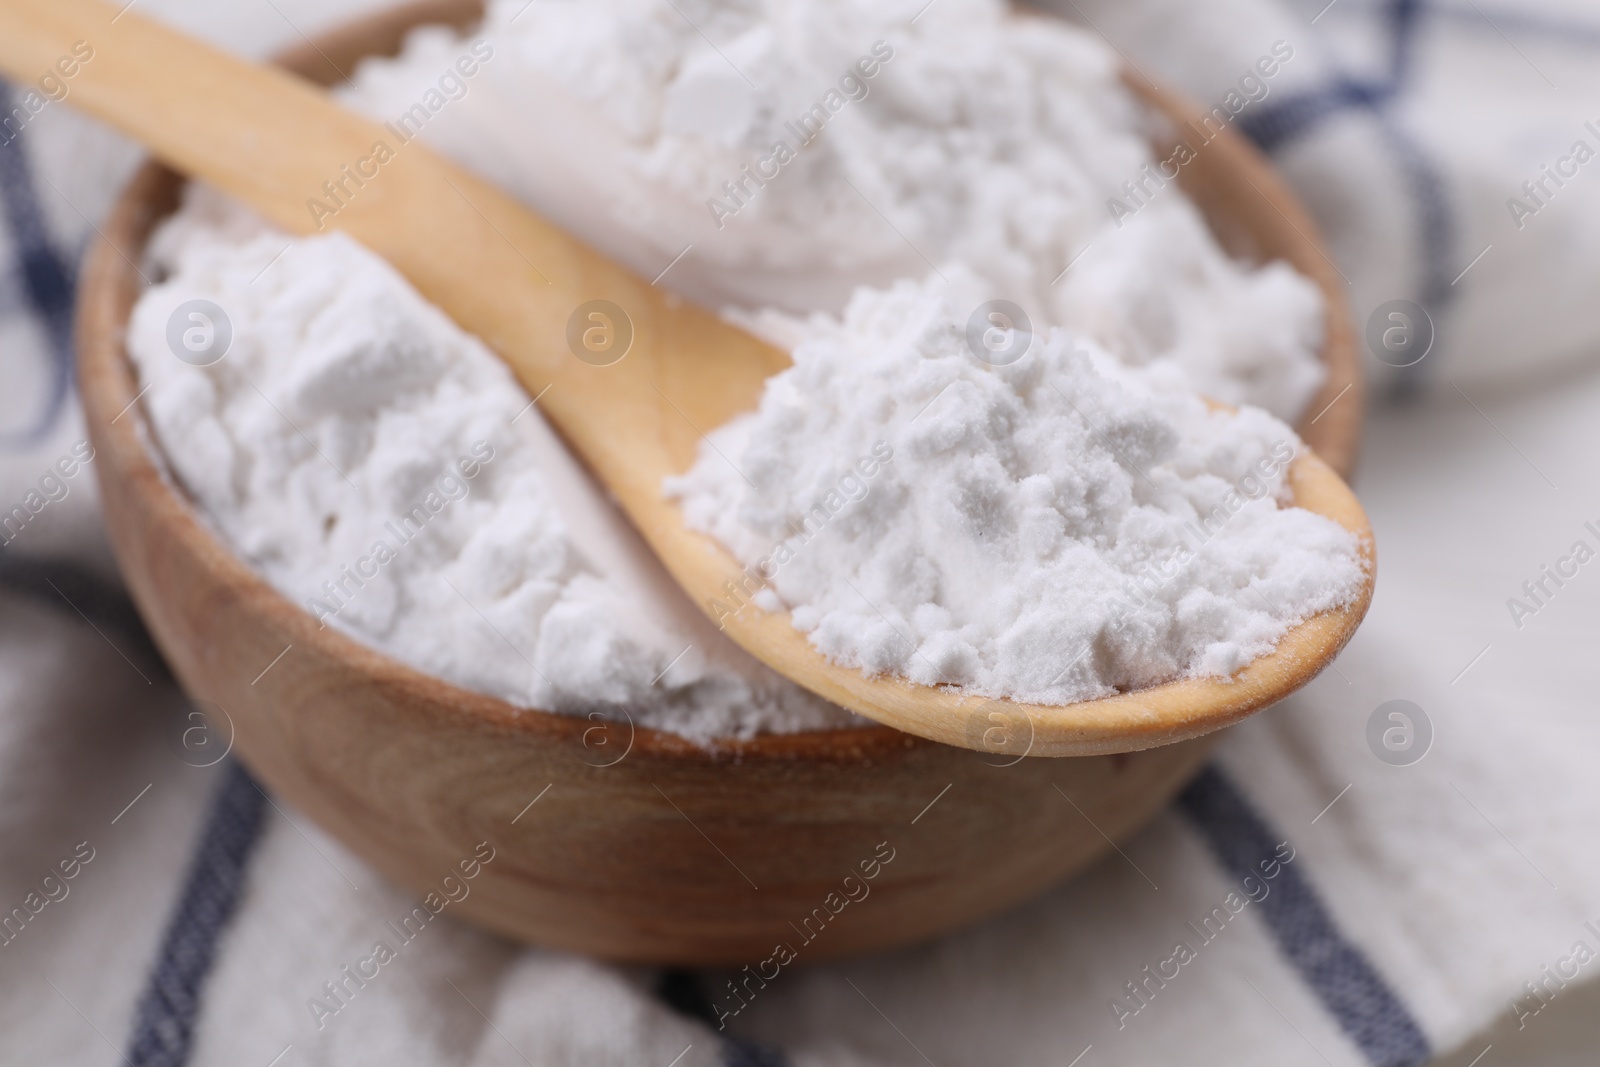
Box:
1385 0 1426 90
1402 1 1600 50
0 83 77 448
0 262 25 318
1233 77 1390 152
1234 0 1421 150
1178 765 1430 1067
1233 0 1453 395
126 762 267 1067
0 551 167 671
1375 114 1455 310
658 970 790 1067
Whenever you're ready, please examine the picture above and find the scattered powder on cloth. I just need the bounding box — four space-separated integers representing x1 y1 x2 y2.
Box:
128 189 854 742
343 0 1327 420
668 273 1368 705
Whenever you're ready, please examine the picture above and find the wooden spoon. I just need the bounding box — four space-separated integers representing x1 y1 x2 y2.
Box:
0 0 1374 756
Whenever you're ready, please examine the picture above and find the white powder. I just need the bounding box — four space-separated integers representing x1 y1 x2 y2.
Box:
668 273 1367 704
126 0 1352 736
129 188 854 742
343 0 1326 420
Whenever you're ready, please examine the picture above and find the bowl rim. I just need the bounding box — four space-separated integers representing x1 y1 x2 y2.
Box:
76 0 1364 766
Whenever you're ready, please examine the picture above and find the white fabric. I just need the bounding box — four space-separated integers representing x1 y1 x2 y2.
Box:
3 1 1600 1065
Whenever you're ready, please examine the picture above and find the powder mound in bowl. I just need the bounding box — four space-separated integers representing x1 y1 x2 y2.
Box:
667 274 1368 706
126 190 856 743
342 0 1327 421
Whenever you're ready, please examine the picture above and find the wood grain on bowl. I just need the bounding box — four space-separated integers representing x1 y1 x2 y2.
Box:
72 0 1356 963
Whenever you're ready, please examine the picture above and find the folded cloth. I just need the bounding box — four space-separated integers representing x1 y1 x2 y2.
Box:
4 2 1600 1065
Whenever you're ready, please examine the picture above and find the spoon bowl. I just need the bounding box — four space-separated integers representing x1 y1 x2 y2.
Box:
63 0 1365 961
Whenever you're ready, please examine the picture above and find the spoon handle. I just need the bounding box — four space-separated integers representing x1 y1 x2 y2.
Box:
0 0 780 503
0 0 579 368
0 0 392 241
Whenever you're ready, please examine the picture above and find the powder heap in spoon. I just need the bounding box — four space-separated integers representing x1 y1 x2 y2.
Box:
669 275 1367 705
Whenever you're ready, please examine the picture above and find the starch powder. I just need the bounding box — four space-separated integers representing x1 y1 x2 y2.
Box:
129 189 853 742
343 0 1327 420
127 0 1359 735
668 272 1366 704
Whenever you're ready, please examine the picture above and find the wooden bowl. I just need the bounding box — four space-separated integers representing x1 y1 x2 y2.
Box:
75 0 1361 965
